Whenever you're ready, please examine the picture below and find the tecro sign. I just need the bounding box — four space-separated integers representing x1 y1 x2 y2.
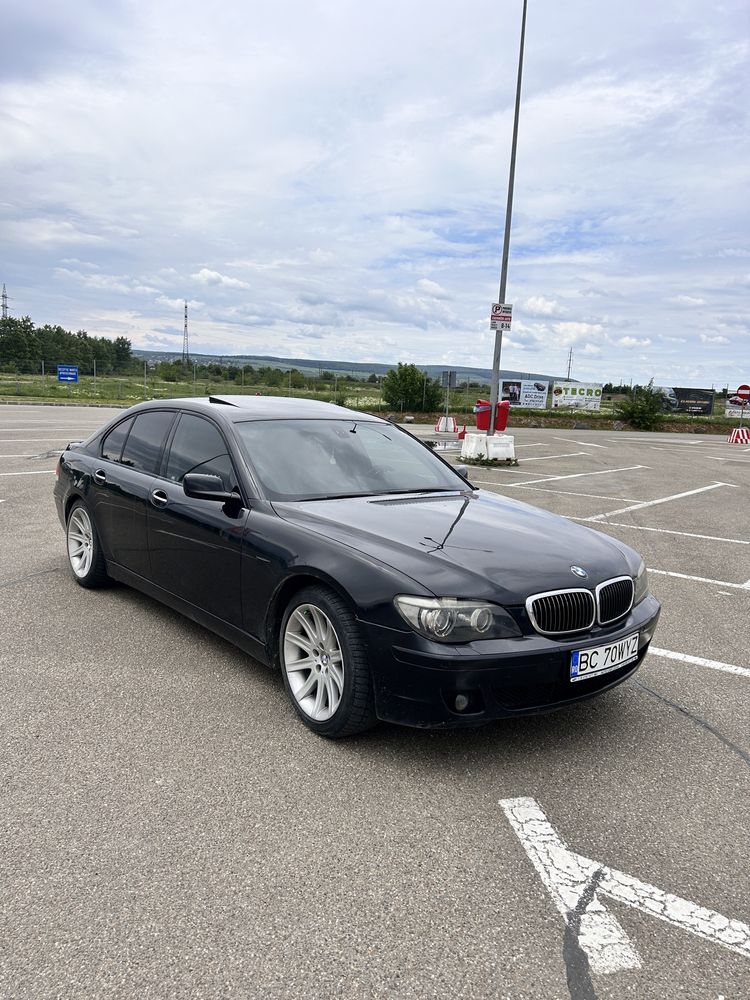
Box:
57 365 79 383
551 382 603 411
490 303 513 330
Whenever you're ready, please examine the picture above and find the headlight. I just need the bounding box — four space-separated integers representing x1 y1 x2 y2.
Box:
394 596 521 643
633 560 649 605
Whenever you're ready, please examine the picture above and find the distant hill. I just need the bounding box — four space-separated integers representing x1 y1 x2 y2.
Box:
132 349 564 384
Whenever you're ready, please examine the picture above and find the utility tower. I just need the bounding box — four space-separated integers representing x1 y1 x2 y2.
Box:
566 347 573 380
1 284 8 320
182 300 190 364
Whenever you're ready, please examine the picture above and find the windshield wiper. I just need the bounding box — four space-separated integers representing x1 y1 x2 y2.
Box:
368 487 465 496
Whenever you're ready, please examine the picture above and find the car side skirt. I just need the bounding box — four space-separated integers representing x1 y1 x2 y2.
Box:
106 562 271 667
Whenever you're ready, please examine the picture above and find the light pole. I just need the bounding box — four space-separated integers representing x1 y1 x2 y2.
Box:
488 0 528 436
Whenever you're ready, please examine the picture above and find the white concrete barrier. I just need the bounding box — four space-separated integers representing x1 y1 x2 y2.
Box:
460 432 515 461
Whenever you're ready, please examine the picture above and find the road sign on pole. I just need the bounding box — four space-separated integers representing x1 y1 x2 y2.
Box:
57 365 79 383
490 303 513 330
736 384 749 427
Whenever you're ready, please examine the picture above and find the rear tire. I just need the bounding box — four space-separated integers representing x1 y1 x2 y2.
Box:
66 501 109 588
280 585 376 738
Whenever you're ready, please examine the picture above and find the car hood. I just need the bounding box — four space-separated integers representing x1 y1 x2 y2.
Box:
272 489 636 603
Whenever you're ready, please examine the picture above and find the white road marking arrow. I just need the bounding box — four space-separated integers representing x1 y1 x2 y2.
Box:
501 797 750 975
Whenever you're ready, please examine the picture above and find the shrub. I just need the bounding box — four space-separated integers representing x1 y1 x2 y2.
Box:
614 380 665 431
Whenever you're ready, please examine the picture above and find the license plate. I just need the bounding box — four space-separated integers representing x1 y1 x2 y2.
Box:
570 632 639 682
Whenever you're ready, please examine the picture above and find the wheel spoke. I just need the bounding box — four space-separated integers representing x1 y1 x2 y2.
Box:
324 674 339 712
309 606 329 644
285 631 314 656
296 672 318 699
329 663 344 695
312 679 325 718
293 608 318 645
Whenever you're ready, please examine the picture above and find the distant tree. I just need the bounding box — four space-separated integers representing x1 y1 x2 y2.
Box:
367 373 378 383
113 336 132 371
382 363 442 411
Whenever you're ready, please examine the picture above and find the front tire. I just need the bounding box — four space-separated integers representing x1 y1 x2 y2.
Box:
280 585 376 738
66 501 109 588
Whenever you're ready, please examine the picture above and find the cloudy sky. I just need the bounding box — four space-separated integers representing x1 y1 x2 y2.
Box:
2 0 748 385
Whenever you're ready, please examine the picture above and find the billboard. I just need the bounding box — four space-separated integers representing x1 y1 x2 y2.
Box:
669 387 715 415
551 383 603 411
501 379 548 408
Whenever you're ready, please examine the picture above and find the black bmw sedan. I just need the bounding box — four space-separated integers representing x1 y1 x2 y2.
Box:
54 395 660 737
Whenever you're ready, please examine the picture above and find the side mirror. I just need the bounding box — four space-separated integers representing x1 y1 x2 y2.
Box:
183 473 241 505
454 464 470 480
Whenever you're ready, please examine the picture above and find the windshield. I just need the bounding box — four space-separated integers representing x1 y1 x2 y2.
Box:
234 419 467 501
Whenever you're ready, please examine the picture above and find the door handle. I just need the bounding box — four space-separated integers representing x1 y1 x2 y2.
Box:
150 489 169 507
93 469 106 485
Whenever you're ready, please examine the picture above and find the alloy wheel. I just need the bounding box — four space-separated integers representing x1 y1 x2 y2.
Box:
283 603 344 721
67 507 94 579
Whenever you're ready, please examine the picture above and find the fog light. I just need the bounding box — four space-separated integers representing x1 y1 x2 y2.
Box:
454 694 469 712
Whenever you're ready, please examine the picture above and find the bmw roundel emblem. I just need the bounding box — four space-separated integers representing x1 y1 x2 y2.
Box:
570 566 588 579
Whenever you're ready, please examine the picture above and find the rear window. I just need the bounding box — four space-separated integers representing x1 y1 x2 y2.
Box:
120 411 175 475
101 417 134 463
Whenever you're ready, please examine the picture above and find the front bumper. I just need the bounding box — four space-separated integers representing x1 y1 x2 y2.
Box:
362 594 661 728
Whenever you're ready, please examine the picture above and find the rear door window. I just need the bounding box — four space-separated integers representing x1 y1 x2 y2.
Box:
120 411 176 474
165 413 236 490
101 417 134 463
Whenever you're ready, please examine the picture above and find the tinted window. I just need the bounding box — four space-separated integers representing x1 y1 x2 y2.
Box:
120 411 175 474
166 414 235 490
101 417 134 463
234 419 464 501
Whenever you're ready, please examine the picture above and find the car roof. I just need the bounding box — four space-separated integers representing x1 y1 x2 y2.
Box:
133 394 386 423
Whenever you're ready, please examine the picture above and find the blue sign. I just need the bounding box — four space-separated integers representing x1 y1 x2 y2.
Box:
57 365 79 383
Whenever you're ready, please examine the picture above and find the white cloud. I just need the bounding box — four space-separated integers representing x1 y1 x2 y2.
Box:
191 268 250 290
415 278 450 299
617 336 652 348
668 295 706 306
521 295 566 317
700 334 730 344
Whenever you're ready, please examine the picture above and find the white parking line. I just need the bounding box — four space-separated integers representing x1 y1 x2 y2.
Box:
604 438 704 446
649 647 750 680
520 451 589 462
553 437 608 448
501 797 750 976
0 438 72 443
509 464 648 487
0 454 42 459
648 569 750 590
515 443 546 449
588 482 738 522
569 518 749 546
0 470 56 477
705 455 750 463
504 486 643 502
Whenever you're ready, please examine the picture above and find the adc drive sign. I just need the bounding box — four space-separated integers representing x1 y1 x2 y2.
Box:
490 303 513 330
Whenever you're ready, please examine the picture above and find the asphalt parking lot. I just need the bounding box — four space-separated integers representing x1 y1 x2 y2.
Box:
1 404 748 1000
